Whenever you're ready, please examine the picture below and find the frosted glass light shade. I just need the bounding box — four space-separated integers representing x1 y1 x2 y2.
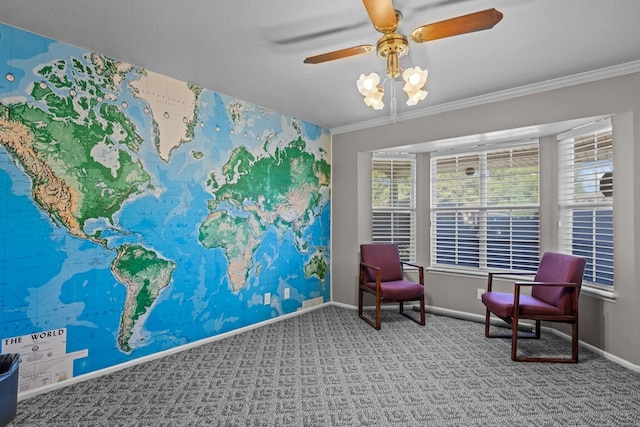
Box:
357 72 381 96
402 67 428 92
364 86 384 109
405 89 427 106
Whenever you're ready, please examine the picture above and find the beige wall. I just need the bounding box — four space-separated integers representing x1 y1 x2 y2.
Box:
332 72 640 367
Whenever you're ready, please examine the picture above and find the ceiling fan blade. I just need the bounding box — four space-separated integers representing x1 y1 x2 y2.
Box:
362 0 398 33
410 8 503 43
274 21 370 45
304 44 375 64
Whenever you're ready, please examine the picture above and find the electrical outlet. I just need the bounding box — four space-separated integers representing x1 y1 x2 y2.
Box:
477 288 485 300
284 288 290 299
264 292 271 305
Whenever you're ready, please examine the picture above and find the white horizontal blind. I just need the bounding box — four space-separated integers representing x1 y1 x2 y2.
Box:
372 154 416 262
558 119 613 287
431 144 540 271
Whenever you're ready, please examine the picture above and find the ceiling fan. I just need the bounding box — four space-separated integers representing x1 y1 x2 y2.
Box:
304 0 503 73
303 0 503 110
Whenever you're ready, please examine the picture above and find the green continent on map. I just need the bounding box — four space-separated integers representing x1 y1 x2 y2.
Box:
0 55 152 245
199 210 261 291
304 251 328 283
112 244 177 353
197 136 330 291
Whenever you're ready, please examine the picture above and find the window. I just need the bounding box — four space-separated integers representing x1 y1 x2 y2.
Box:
372 153 416 262
558 119 613 287
431 144 540 272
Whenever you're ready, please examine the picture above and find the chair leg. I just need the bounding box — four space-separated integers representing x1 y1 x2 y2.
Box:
485 311 514 339
398 297 426 326
571 320 579 363
513 320 579 363
511 314 519 361
485 312 538 339
362 293 426 329
358 288 379 330
375 293 381 330
484 309 491 338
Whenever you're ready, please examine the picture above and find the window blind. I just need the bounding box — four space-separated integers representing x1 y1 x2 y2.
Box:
431 144 540 271
558 119 614 287
372 154 416 262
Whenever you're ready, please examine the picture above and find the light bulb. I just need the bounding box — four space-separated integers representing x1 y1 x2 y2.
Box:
357 72 381 96
402 67 428 92
408 72 421 85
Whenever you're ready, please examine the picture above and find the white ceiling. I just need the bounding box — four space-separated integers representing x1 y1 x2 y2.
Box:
1 0 640 133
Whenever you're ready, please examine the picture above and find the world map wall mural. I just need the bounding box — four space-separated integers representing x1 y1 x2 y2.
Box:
0 22 331 393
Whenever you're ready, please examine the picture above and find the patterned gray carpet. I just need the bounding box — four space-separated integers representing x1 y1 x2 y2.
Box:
7 305 640 426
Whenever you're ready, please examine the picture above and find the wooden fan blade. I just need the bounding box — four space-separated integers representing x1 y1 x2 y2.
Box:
304 44 375 64
362 0 398 33
410 8 503 43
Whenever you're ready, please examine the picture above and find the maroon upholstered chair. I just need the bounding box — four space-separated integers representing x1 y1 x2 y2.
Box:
359 243 426 330
481 252 586 363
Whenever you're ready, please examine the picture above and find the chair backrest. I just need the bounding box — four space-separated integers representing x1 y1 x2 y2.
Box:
360 243 403 282
532 252 587 314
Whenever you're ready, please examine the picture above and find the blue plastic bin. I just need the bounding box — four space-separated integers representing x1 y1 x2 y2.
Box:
0 354 20 427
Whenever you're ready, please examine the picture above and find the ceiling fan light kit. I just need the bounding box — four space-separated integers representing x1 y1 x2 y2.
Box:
303 1 503 115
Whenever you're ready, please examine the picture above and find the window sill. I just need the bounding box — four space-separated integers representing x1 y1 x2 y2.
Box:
581 285 617 302
427 266 491 279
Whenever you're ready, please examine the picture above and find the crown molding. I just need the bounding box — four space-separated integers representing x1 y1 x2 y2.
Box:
330 60 640 135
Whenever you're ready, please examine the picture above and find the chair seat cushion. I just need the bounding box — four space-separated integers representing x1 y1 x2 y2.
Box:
482 291 561 318
362 280 424 301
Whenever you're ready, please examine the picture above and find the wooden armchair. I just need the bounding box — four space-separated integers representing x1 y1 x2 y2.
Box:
481 252 586 362
359 243 426 330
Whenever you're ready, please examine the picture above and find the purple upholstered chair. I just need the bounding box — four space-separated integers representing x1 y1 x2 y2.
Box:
481 252 586 363
359 243 426 330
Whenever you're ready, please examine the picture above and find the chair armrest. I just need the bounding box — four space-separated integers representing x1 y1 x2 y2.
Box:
360 262 381 272
401 261 425 285
359 262 381 284
359 262 382 291
400 261 423 270
486 271 535 292
514 281 579 288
